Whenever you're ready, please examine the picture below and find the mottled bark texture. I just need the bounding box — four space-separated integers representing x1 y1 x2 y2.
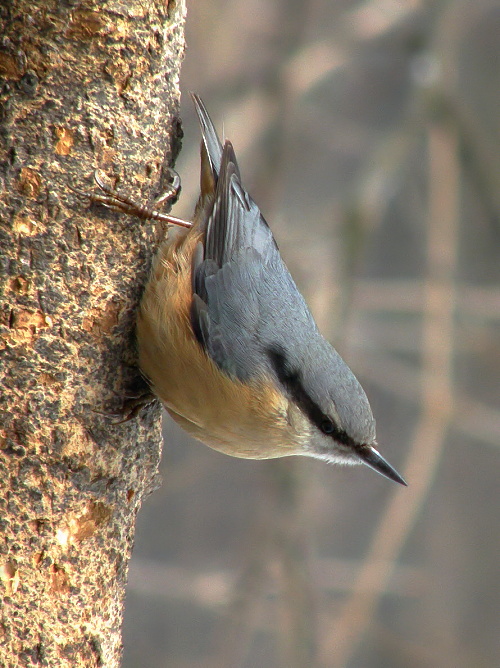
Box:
0 1 185 666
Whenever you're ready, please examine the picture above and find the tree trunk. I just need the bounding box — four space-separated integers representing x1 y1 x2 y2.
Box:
0 1 185 665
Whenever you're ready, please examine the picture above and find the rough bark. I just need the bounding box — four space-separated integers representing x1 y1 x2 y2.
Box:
0 1 185 665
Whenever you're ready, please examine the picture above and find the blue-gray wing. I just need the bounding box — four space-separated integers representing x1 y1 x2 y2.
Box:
190 95 317 381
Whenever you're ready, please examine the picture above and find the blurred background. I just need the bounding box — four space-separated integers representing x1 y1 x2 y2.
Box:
123 1 500 666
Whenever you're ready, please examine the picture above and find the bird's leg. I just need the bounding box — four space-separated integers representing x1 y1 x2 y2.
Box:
153 168 182 207
70 168 192 229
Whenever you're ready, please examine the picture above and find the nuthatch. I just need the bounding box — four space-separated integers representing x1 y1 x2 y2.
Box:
96 94 406 485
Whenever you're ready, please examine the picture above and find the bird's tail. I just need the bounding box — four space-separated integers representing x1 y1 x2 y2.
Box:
191 93 242 191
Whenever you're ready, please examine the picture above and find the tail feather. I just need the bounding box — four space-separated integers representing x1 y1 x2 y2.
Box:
191 94 276 266
191 93 241 184
191 93 223 178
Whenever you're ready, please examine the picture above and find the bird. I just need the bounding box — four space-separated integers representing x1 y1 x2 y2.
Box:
107 94 406 485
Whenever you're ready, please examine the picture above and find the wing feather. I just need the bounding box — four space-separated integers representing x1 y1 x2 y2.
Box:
190 96 283 380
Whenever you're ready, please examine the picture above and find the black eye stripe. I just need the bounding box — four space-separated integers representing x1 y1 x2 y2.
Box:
267 346 355 447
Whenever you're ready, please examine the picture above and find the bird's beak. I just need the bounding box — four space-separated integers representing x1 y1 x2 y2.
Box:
357 445 407 486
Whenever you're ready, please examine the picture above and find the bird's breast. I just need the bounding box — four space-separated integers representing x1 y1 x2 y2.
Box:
137 228 310 459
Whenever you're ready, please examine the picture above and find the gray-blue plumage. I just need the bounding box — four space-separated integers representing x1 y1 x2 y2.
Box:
190 94 375 447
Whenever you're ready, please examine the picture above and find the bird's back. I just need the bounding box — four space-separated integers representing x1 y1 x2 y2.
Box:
190 95 318 381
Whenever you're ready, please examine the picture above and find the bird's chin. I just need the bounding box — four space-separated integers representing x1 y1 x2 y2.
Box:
306 441 362 467
321 453 360 466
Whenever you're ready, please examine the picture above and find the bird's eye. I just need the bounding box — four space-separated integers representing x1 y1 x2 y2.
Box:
320 418 335 435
